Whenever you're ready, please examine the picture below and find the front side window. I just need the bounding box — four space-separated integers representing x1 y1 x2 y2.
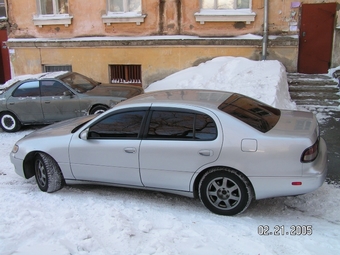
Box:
108 0 141 13
39 0 68 15
147 110 217 140
12 81 40 97
202 0 250 10
88 111 146 139
41 80 69 97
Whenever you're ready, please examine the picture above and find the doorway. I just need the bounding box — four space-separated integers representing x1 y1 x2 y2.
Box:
298 3 337 74
0 29 10 83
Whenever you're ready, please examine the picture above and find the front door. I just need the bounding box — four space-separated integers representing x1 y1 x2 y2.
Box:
40 80 81 122
69 110 146 186
298 3 336 74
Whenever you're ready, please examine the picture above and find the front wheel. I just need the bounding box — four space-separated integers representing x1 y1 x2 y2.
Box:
34 152 64 193
89 105 109 115
199 168 253 216
0 112 21 132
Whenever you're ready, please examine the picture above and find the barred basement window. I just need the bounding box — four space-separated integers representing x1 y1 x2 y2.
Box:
110 65 142 86
43 65 72 72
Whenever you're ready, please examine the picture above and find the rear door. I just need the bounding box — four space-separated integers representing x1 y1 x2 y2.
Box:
139 108 223 191
6 80 44 123
298 3 336 73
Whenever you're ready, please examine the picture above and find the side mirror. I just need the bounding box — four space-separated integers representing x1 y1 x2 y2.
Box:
80 128 89 140
63 90 73 98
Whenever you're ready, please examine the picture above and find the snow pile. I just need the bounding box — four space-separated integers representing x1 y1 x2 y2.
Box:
146 57 297 110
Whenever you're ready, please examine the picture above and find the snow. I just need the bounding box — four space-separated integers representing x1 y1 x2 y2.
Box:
1 57 340 255
146 57 297 110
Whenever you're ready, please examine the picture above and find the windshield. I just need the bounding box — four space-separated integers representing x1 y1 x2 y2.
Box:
61 73 99 93
218 93 281 133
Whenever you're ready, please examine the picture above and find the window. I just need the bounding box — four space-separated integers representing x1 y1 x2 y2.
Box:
147 110 217 140
60 72 98 93
41 80 69 97
218 94 280 133
88 111 146 139
102 0 146 25
0 0 6 19
110 65 142 86
43 65 72 72
33 0 73 27
39 0 68 15
202 0 250 9
195 0 255 24
12 81 40 97
108 0 141 13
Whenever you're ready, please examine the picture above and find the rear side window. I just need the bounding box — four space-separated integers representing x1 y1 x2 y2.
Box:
146 110 217 140
218 94 280 133
12 81 40 97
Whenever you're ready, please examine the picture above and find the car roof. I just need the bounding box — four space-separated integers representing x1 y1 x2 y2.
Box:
0 71 69 89
118 89 233 109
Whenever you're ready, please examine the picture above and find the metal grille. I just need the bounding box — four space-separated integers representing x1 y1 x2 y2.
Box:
43 65 72 72
110 65 142 86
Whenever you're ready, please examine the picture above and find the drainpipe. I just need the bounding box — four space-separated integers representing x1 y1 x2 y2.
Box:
262 0 268 60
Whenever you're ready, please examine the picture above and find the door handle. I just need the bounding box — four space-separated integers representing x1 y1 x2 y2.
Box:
124 147 137 153
44 101 51 104
199 150 213 156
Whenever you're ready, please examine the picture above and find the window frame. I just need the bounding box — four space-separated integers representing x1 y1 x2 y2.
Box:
195 0 256 24
102 0 146 26
33 0 73 27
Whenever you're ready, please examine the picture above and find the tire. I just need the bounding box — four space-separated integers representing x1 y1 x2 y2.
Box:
89 105 108 115
34 152 64 193
0 112 22 132
199 168 253 216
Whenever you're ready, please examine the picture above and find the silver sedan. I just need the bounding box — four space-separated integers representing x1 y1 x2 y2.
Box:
10 89 328 215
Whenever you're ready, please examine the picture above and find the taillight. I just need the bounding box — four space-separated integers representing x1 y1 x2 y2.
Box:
301 140 319 163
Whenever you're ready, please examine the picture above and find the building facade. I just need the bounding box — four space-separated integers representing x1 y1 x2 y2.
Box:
2 0 340 87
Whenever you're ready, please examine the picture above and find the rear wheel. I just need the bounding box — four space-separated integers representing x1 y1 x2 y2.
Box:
199 168 253 216
89 105 108 115
34 152 64 193
0 112 21 132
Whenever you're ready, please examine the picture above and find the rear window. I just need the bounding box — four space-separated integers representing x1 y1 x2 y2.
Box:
218 94 281 133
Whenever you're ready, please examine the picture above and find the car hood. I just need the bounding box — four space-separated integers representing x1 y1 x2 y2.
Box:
269 110 319 138
86 85 143 99
23 115 96 139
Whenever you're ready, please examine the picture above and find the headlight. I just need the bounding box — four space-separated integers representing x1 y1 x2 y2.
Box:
12 145 19 153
